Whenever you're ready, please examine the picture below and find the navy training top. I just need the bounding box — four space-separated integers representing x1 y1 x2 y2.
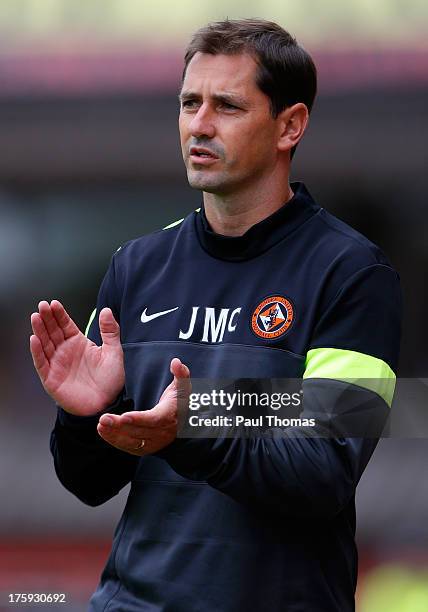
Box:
51 182 401 611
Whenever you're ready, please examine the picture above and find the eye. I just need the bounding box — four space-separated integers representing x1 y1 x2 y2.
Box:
181 99 199 109
220 102 238 110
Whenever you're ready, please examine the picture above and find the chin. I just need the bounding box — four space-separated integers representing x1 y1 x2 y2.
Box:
188 167 238 192
187 172 221 193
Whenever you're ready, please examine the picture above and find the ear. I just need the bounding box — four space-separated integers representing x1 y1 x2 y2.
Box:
276 103 309 153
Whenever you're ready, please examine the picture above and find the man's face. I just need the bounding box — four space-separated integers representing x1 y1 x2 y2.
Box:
179 52 280 195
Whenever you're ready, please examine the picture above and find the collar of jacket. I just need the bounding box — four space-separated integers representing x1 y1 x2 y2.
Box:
194 181 320 262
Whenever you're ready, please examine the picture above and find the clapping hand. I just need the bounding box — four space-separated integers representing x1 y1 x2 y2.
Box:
30 300 125 416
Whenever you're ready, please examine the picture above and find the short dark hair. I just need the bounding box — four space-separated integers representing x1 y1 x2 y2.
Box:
183 18 317 158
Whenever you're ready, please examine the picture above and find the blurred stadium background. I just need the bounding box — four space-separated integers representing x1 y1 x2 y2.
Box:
0 1 427 610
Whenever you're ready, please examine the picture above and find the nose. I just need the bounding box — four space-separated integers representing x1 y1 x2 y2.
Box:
188 104 216 139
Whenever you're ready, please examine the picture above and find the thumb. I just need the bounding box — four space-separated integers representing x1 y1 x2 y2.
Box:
170 358 192 422
170 357 190 379
99 307 121 347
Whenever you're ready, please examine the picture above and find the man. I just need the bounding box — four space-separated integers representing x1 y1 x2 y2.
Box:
30 19 401 611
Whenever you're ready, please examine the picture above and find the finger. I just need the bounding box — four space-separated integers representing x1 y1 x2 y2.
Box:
38 300 65 348
119 410 166 429
97 417 155 456
30 312 56 360
30 334 50 382
99 308 121 348
97 418 146 453
97 424 149 452
99 413 148 437
98 413 124 428
50 300 80 340
116 413 159 437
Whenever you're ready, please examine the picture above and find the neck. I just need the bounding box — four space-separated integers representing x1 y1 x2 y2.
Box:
203 174 294 237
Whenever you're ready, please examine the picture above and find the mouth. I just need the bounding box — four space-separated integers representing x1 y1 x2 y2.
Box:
189 146 219 165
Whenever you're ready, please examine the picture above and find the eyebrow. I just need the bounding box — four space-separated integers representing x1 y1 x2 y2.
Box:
178 90 249 107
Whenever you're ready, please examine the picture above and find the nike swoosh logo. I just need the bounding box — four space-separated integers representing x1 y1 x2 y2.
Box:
141 307 179 323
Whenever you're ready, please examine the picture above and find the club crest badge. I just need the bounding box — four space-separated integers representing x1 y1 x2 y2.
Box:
251 295 294 339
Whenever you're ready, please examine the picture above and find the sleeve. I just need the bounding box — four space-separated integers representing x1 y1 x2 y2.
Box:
157 263 402 519
50 252 139 507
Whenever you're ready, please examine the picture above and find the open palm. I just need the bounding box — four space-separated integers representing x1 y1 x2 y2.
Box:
30 300 125 416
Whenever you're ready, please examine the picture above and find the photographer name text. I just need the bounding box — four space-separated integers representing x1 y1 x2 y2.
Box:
188 415 315 428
